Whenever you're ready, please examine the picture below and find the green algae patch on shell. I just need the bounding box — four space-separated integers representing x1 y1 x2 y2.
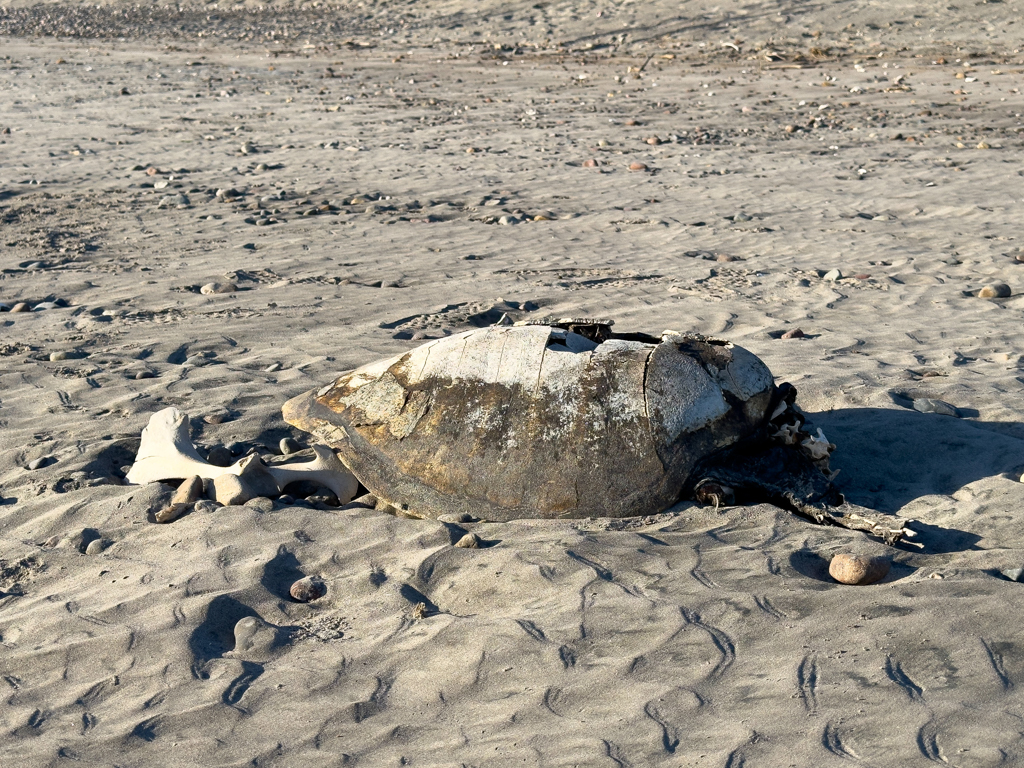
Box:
283 325 776 521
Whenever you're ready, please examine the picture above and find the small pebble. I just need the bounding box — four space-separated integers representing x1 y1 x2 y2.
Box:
628 162 648 171
207 445 235 467
41 535 60 548
781 328 805 340
498 215 517 226
645 136 662 145
265 362 282 372
1001 567 1024 582
28 456 53 470
823 268 843 282
135 371 156 380
200 282 238 295
279 437 302 455
10 302 29 313
784 124 797 133
437 512 475 524
829 554 890 585
212 474 251 506
913 398 960 417
854 273 871 280
582 158 599 167
85 539 108 555
172 476 204 506
244 496 274 513
979 283 1011 298
204 412 229 425
290 576 327 602
194 499 220 514
455 532 482 549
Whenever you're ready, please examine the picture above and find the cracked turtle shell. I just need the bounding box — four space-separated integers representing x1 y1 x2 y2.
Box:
282 324 777 520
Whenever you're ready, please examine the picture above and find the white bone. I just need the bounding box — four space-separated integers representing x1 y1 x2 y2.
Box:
267 445 359 503
800 428 835 461
126 408 248 485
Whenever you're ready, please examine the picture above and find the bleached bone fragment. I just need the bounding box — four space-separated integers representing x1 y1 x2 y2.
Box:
126 408 248 485
266 445 359 503
800 428 835 461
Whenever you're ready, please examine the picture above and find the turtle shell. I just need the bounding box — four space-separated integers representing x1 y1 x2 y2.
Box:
282 324 777 520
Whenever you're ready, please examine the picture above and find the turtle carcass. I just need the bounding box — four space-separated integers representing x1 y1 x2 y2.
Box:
283 321 909 544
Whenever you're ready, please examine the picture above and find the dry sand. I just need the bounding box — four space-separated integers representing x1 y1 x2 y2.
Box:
2 1 1024 765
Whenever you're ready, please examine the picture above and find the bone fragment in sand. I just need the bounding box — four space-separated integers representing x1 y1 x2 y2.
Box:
267 445 359 503
126 407 358 502
126 408 248 485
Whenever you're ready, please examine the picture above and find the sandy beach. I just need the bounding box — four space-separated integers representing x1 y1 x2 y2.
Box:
2 1 1024 764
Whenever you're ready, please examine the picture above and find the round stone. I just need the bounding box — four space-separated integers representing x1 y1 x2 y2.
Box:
979 283 1011 298
828 554 890 585
628 162 648 171
455 532 482 549
290 576 327 602
85 538 108 555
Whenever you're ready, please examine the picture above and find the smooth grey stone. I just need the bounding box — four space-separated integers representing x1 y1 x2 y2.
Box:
823 269 843 282
244 496 274 513
206 446 234 467
279 437 302 455
1001 568 1024 582
85 539 108 555
913 399 960 417
28 456 53 470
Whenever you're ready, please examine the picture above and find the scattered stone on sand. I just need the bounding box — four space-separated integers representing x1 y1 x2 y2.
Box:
200 282 238 295
172 476 204 505
85 538 109 555
206 446 235 467
203 410 230 425
628 161 648 171
27 456 53 470
781 328 805 339
135 370 156 380
979 283 1011 298
41 535 60 548
194 500 220 514
829 553 891 585
212 474 252 506
437 512 476 524
265 362 282 372
582 158 599 167
280 437 302 455
823 268 843 281
913 398 961 417
455 532 482 549
10 302 30 313
1001 567 1024 582
244 496 274 512
290 576 327 602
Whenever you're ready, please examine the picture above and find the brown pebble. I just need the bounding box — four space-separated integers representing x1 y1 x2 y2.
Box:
146 166 159 176
979 283 1011 298
582 158 599 167
625 119 639 126
155 503 189 524
85 538 108 555
829 554 891 585
784 124 797 133
854 273 871 280
10 302 29 313
455 532 482 549
715 254 738 262
628 162 648 171
41 535 60 548
212 474 251 506
645 136 662 145
290 576 326 602
172 476 203 505
781 328 805 339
